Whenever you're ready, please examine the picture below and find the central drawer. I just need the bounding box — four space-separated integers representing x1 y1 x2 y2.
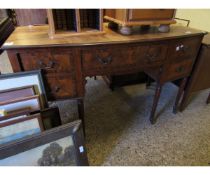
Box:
82 43 168 75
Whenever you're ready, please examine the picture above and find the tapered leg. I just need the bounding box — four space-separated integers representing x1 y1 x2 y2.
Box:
146 76 152 89
206 92 210 104
179 84 191 112
77 98 86 136
150 83 162 124
173 77 188 114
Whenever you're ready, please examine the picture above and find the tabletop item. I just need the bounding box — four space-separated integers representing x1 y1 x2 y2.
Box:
104 9 176 35
47 9 104 39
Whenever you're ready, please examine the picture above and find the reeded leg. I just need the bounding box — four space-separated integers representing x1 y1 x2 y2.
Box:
206 92 210 104
150 83 162 124
77 98 86 136
173 77 187 114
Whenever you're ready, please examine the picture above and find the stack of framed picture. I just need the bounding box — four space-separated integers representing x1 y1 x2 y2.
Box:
0 120 88 166
0 70 88 166
0 70 61 145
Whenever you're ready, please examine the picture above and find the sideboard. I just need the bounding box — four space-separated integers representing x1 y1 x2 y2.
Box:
1 24 206 133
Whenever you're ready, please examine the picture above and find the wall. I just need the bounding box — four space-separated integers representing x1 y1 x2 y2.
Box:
176 9 210 32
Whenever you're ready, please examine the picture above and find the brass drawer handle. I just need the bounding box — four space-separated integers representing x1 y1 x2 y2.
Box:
96 55 112 65
53 86 60 93
145 53 158 62
176 66 184 73
38 60 55 69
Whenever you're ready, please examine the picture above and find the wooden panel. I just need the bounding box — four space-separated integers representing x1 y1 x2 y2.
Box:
2 25 205 50
128 9 175 21
82 42 167 75
187 45 210 91
14 9 47 26
115 9 127 22
44 73 77 100
104 9 115 18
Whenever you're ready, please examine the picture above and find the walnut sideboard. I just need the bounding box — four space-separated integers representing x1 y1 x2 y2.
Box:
1 24 206 133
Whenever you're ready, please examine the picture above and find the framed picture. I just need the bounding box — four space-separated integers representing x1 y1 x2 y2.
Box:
0 85 36 103
0 95 41 116
0 106 61 127
0 70 48 109
0 114 44 145
39 107 62 130
0 120 88 166
0 106 61 145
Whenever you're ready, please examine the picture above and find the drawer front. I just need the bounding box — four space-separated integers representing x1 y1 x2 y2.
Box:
128 9 174 21
167 36 202 62
82 43 167 75
164 60 194 81
162 36 202 81
44 73 77 100
18 48 75 73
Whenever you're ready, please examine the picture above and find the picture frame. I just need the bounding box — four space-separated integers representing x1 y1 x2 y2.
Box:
0 113 44 145
0 85 36 103
0 106 61 145
0 120 88 166
0 95 41 116
0 70 48 109
39 107 62 130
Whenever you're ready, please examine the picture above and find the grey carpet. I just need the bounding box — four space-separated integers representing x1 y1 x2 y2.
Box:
1 52 210 166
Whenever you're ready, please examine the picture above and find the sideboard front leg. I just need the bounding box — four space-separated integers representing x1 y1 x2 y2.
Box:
77 98 86 136
206 92 210 104
150 83 162 124
173 77 187 114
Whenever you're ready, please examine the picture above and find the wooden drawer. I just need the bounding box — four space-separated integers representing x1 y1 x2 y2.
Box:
44 73 77 100
82 43 167 75
17 48 75 73
161 36 203 81
128 9 175 21
164 59 194 81
167 36 202 62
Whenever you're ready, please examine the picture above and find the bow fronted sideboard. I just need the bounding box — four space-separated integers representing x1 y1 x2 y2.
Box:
1 24 206 133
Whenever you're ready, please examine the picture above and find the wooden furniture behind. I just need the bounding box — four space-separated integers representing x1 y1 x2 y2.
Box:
47 9 104 38
0 10 14 55
1 24 205 132
14 9 47 26
104 9 176 35
179 34 210 111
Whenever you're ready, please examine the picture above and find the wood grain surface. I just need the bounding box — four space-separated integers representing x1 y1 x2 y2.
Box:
1 23 206 49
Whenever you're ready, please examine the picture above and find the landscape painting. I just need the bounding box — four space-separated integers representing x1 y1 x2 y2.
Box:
0 135 76 166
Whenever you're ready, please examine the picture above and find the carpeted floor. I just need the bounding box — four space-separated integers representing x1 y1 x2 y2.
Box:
1 51 210 166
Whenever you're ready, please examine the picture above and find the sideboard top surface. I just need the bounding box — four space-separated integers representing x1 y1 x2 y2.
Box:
2 23 207 50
